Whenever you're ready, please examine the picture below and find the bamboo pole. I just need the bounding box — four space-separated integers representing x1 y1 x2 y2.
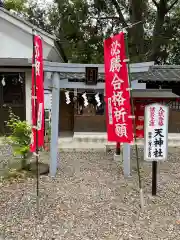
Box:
116 142 121 155
123 30 144 211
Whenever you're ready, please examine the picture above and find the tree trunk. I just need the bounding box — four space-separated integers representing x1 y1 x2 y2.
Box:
109 0 179 63
148 0 168 62
129 0 145 61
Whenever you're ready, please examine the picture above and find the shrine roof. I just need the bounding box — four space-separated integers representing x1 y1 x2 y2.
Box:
133 65 180 83
54 64 180 83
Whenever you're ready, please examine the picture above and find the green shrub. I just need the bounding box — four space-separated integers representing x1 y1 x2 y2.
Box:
4 108 31 169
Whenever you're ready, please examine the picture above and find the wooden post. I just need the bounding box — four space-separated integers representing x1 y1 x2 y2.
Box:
123 143 131 177
152 161 157 195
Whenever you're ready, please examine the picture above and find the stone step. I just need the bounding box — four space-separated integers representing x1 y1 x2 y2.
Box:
70 133 180 146
1 134 180 152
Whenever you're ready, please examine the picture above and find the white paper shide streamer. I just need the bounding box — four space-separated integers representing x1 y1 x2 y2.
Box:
1 76 5 86
64 91 102 107
82 92 88 107
95 93 101 107
65 91 71 104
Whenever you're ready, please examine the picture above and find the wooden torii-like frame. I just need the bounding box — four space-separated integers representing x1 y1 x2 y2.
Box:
43 61 154 177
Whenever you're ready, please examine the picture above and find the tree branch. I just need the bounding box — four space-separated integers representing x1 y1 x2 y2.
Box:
91 16 120 20
152 0 159 7
110 0 128 28
167 0 179 11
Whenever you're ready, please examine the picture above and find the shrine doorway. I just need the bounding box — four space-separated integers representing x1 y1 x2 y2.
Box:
0 72 26 135
59 90 74 134
74 90 106 132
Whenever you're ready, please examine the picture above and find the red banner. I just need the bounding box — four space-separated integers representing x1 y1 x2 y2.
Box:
30 35 44 152
104 32 133 142
134 98 179 138
134 100 145 138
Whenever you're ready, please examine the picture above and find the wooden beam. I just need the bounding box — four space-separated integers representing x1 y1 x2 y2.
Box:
44 61 154 73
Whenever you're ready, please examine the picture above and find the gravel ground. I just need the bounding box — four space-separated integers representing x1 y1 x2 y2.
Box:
1 147 180 239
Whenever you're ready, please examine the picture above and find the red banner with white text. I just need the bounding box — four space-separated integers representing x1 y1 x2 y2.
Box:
104 32 133 142
30 35 44 152
134 98 179 138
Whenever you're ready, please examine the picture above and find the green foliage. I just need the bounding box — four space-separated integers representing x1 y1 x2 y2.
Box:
0 167 36 183
1 168 33 182
49 0 180 64
4 0 28 12
47 125 51 141
26 1 54 34
4 108 31 169
52 0 105 63
6 0 180 64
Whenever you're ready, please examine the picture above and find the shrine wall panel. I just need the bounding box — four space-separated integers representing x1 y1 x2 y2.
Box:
74 115 106 132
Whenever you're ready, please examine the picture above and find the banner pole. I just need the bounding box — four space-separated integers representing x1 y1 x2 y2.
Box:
32 29 39 212
116 142 121 155
123 31 144 211
152 161 157 195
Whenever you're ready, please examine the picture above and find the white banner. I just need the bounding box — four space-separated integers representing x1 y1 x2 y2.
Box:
37 103 43 130
44 92 52 110
144 103 169 161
